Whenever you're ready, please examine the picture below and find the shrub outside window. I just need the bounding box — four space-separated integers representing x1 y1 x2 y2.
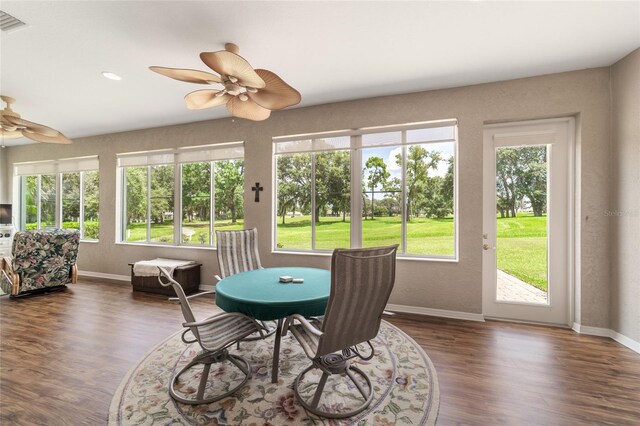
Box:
274 120 457 259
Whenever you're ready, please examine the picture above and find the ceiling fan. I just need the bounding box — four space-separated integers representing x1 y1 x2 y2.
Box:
150 43 301 121
0 96 72 145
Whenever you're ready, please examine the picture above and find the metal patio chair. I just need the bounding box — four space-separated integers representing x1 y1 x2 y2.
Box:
216 228 277 341
286 244 398 418
158 267 265 405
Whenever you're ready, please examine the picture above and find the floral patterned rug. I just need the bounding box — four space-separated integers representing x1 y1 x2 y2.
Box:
109 320 439 425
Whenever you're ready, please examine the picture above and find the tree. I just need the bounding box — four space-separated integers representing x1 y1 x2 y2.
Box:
397 146 441 221
495 146 547 218
276 154 311 224
62 172 81 221
518 147 547 217
181 162 211 223
150 165 174 224
126 167 147 223
214 160 244 224
364 156 389 220
496 148 519 218
315 151 350 222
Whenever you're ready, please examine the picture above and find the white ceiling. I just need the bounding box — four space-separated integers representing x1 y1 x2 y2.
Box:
1 1 639 146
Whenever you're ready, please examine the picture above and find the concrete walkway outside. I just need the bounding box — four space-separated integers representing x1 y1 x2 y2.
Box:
497 270 547 304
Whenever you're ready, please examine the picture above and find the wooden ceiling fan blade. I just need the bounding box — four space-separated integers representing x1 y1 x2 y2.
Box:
248 69 302 110
226 97 271 121
185 90 232 110
22 130 72 144
149 66 221 84
4 115 59 137
200 51 266 89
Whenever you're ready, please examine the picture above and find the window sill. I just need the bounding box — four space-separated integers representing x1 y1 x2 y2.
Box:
115 242 216 251
272 249 458 263
80 239 99 244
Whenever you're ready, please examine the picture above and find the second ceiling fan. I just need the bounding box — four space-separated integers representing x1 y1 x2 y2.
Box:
150 43 301 121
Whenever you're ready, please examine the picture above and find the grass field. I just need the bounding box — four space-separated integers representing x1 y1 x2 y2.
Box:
276 212 547 291
126 220 244 245
276 216 455 256
125 212 548 292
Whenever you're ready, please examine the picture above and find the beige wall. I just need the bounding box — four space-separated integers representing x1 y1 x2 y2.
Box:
610 48 640 342
5 68 613 326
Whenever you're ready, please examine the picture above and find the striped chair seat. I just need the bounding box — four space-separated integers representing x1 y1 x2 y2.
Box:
198 315 263 352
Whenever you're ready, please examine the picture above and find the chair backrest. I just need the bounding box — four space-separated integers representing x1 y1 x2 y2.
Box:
11 228 80 290
157 267 200 341
316 245 398 357
215 228 262 279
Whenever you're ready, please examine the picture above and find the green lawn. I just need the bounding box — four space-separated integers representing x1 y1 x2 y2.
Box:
125 212 548 292
277 212 548 291
126 220 244 245
496 213 547 291
276 216 455 256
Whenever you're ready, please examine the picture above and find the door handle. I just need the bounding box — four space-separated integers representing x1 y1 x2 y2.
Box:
483 244 495 251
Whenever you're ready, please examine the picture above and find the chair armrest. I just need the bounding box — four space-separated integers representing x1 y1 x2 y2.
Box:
168 290 215 302
183 312 264 337
287 314 323 337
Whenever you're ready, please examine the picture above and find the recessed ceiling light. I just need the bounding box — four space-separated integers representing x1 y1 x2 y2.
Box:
102 71 122 81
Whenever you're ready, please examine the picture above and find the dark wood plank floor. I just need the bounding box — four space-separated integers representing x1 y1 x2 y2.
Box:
1 279 639 425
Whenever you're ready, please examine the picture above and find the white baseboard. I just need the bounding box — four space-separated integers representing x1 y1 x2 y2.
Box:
79 270 130 282
572 322 640 354
385 303 485 322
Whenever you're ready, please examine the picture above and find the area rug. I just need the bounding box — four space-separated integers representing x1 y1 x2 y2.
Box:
109 320 439 425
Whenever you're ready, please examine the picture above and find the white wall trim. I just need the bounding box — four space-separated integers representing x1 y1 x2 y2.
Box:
610 331 640 354
79 270 130 282
572 322 640 354
386 303 485 322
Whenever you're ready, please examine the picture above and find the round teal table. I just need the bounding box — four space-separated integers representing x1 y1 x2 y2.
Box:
215 267 330 383
215 267 330 321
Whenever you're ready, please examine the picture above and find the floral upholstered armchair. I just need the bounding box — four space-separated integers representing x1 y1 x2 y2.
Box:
1 229 80 297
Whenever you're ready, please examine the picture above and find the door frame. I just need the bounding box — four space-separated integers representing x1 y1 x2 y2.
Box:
482 117 575 326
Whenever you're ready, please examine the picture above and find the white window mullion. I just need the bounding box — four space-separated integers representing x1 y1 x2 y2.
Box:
211 161 216 245
401 133 407 254
55 173 62 228
79 172 85 238
351 136 362 248
310 153 316 250
36 175 42 229
146 166 151 243
175 163 182 245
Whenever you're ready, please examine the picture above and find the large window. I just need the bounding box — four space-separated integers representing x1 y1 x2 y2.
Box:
118 143 244 246
16 156 100 240
274 120 457 258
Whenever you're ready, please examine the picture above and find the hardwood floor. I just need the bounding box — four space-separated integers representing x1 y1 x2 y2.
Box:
1 279 639 425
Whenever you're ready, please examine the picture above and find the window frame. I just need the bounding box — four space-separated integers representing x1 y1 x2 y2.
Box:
272 120 458 260
18 168 100 241
117 143 245 248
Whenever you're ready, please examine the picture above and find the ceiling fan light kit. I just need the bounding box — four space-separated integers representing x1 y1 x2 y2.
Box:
0 96 72 145
150 42 301 121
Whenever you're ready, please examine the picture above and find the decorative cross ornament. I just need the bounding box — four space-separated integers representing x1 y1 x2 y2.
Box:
252 182 263 202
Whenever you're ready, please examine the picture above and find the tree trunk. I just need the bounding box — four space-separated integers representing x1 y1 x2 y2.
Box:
230 202 237 224
370 189 375 220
